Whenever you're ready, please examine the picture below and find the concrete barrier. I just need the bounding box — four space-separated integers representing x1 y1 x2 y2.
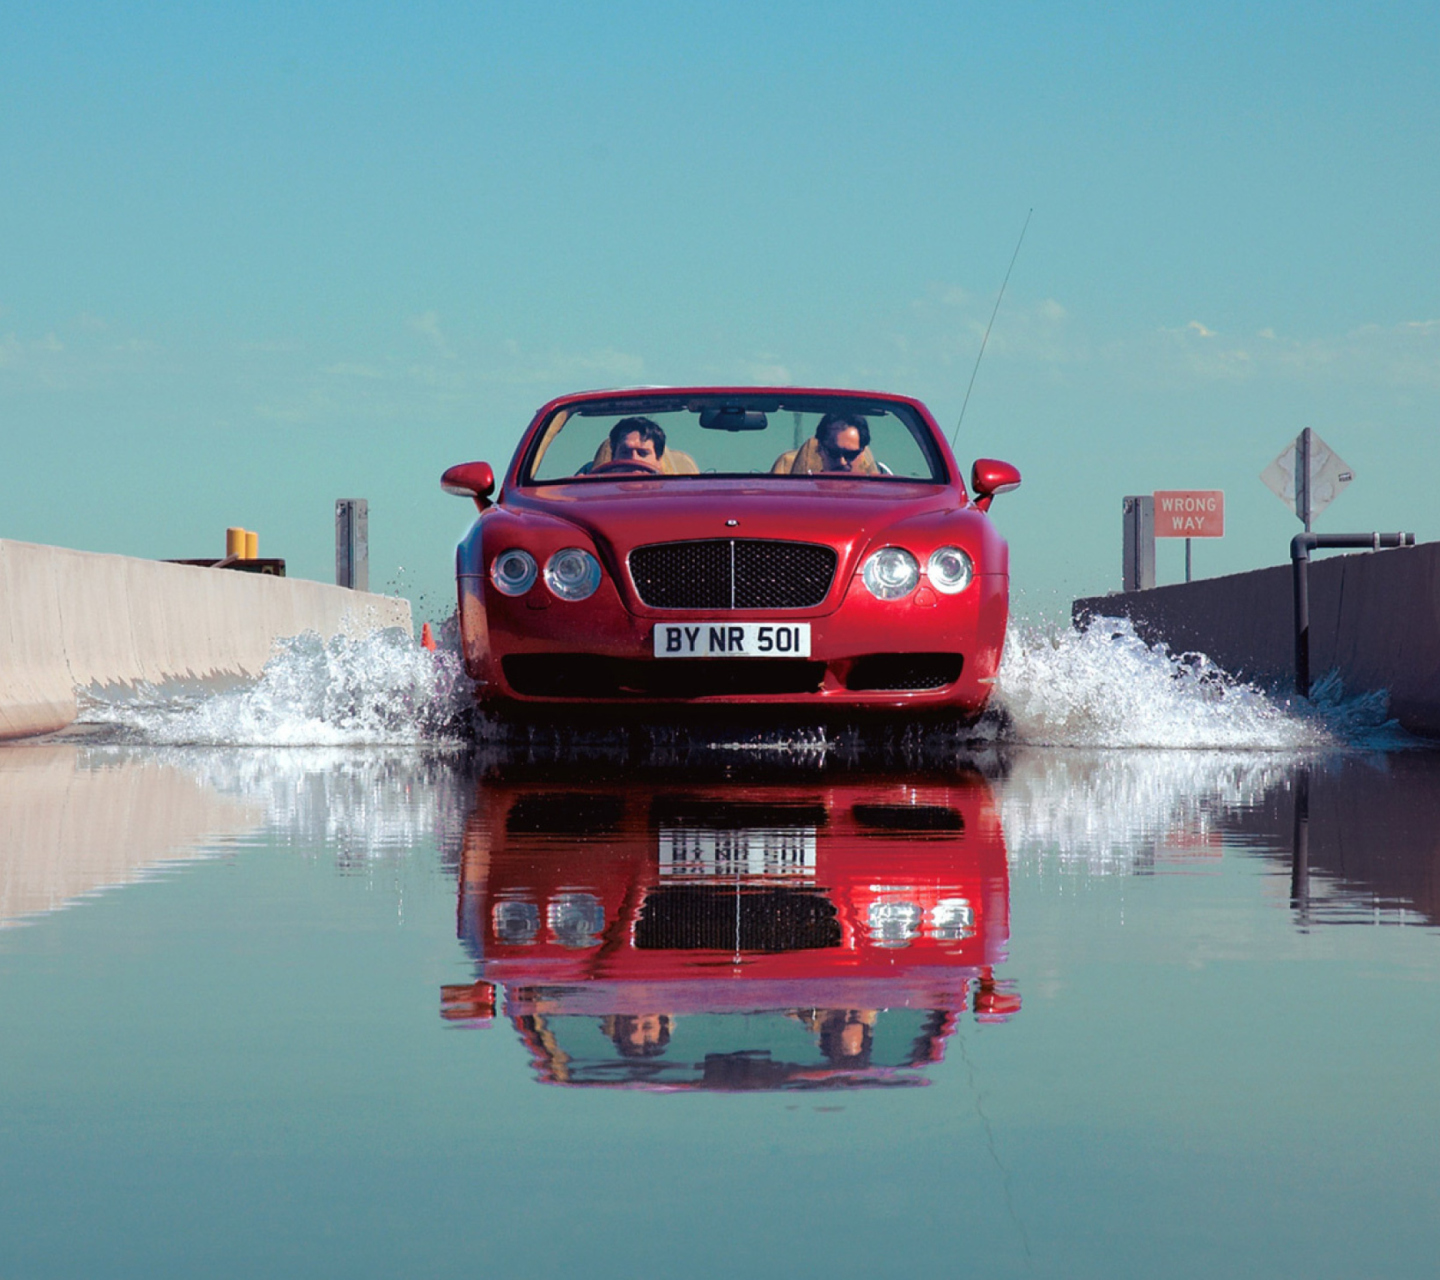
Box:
1073 540 1440 739
0 539 412 740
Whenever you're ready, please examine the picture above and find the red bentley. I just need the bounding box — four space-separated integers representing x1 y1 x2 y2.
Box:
441 387 1020 716
440 773 1020 1090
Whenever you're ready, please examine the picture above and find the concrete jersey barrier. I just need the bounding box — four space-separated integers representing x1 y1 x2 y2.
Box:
1073 540 1440 739
0 539 413 740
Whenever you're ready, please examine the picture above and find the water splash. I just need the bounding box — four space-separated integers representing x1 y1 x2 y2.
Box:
991 617 1402 751
78 626 473 746
996 748 1296 877
76 743 474 865
74 613 1410 756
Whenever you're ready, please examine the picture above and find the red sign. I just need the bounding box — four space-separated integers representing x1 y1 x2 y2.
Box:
1153 490 1224 538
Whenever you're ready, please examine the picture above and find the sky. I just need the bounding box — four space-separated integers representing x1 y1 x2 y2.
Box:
3 1 1438 622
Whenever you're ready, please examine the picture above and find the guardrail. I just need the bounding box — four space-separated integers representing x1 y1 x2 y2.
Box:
1291 532 1415 696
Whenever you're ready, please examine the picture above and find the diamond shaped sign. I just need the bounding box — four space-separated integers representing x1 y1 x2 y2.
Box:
1260 430 1354 523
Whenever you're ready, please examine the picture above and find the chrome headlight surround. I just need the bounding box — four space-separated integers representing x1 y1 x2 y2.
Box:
544 548 603 601
926 546 974 595
861 547 920 600
490 549 538 596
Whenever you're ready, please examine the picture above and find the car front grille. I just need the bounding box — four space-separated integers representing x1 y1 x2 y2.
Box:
635 886 841 952
628 539 838 609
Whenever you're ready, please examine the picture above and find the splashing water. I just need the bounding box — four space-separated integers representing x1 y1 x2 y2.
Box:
991 617 1402 751
997 748 1298 877
78 626 474 746
75 614 1408 754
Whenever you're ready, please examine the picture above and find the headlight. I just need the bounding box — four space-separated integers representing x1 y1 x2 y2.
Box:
490 549 537 596
867 900 922 947
544 548 602 601
547 893 606 948
926 547 974 594
861 547 920 600
931 897 975 940
492 899 539 945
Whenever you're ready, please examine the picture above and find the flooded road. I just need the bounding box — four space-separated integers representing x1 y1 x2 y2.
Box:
4 733 1439 1279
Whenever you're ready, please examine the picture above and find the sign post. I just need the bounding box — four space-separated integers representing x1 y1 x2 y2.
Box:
1122 496 1155 592
1153 490 1225 582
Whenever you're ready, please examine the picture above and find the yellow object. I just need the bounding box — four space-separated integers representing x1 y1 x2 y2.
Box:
226 527 246 558
243 530 259 560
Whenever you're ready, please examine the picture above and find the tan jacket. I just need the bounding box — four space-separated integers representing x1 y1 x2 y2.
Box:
770 436 882 475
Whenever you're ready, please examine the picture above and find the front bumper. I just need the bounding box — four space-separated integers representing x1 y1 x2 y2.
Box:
458 569 1008 713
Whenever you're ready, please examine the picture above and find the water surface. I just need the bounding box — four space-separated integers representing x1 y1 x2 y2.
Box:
3 736 1438 1279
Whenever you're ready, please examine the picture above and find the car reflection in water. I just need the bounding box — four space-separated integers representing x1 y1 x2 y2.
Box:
441 772 1019 1090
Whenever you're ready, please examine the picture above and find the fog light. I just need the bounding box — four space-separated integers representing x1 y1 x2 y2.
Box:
862 547 920 600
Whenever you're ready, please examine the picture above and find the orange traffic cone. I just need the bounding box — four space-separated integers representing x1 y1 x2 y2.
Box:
420 622 436 651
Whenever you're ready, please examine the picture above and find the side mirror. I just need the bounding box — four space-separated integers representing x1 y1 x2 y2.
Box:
970 458 1021 512
442 461 496 511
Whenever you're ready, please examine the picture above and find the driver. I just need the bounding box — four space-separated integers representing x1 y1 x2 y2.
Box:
771 412 881 475
608 416 666 469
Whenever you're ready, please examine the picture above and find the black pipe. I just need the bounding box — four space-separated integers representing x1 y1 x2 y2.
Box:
1290 532 1415 697
1290 767 1310 927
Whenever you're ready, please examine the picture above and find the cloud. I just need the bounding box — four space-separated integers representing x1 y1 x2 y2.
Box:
1139 317 1440 389
406 311 454 360
323 362 385 380
744 358 792 384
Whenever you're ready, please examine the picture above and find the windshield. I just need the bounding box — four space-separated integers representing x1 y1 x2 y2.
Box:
523 394 946 484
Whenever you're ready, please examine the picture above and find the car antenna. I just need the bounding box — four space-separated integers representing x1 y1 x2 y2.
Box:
951 208 1032 449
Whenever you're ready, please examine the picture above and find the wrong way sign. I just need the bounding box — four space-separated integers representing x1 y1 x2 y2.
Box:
1153 490 1224 538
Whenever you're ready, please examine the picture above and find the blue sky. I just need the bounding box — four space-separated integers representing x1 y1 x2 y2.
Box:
3 1 1437 620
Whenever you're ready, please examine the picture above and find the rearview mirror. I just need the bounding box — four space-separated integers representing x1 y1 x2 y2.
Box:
442 461 496 510
699 407 769 431
971 458 1021 512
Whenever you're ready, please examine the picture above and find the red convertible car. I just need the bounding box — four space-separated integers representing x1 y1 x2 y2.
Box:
439 772 1020 1090
441 387 1019 717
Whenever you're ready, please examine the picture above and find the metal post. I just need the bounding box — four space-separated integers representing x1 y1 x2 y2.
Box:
1122 495 1155 592
1185 537 1192 583
1290 768 1310 927
336 499 369 591
1296 428 1312 533
1292 535 1311 697
1291 531 1414 697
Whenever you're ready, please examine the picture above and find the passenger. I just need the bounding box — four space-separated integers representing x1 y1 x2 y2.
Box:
601 1012 673 1058
818 1008 877 1067
771 412 882 475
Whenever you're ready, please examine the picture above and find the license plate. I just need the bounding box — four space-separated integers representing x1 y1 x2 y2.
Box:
658 827 818 880
653 622 811 658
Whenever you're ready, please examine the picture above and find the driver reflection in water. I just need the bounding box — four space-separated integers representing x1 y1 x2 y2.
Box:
609 417 666 469
792 1008 878 1068
602 1012 673 1057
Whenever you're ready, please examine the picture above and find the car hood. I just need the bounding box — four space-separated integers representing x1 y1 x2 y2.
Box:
507 479 957 557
